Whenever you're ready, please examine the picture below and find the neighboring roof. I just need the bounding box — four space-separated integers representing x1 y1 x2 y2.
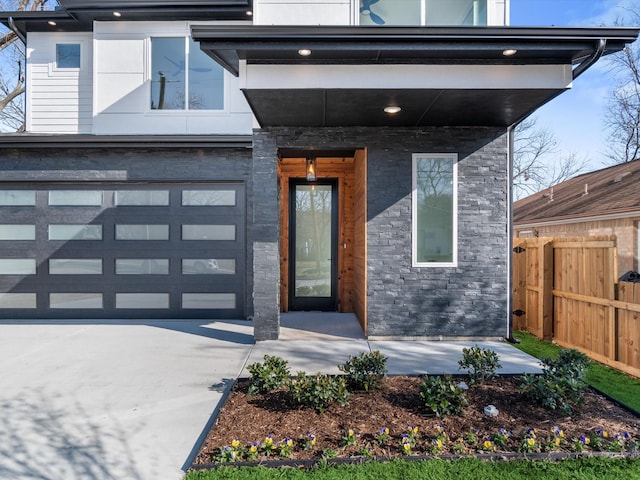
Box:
514 159 640 225
0 1 253 35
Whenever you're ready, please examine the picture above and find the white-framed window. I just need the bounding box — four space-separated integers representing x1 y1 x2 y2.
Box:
412 153 458 267
55 43 81 69
150 36 224 111
359 0 488 26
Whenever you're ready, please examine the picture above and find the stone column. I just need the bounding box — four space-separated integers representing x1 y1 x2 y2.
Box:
251 131 280 340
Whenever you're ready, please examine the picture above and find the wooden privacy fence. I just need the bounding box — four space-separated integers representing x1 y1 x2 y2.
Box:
512 236 640 379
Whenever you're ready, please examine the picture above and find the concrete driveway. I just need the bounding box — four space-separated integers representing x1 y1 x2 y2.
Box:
0 320 254 480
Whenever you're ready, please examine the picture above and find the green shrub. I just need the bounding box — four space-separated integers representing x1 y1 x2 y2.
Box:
458 346 501 385
520 349 590 414
289 372 350 413
338 350 388 392
418 374 468 417
246 355 291 395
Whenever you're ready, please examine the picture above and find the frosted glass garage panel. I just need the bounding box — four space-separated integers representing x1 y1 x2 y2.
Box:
115 259 169 275
115 225 169 240
182 225 235 240
0 225 36 240
115 191 169 206
0 293 37 308
182 293 235 309
116 293 169 309
181 190 235 206
49 225 103 240
50 293 103 309
0 190 36 206
50 259 103 275
182 259 236 274
49 190 103 206
0 259 36 275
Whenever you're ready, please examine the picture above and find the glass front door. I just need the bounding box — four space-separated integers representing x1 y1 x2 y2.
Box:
289 180 338 311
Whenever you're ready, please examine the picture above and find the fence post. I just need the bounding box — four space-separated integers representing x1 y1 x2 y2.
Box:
541 240 554 340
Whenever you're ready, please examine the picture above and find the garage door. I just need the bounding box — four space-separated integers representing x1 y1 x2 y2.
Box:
0 183 245 319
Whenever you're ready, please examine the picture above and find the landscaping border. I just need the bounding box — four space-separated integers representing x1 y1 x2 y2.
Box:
190 450 640 471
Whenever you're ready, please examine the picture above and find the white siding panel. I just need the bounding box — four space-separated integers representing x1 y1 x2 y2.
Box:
26 32 93 134
96 74 147 114
255 1 351 25
96 38 145 74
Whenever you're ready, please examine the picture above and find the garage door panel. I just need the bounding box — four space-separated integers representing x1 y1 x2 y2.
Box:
0 182 246 319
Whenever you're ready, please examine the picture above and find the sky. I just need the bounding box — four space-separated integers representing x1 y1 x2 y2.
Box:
510 0 639 171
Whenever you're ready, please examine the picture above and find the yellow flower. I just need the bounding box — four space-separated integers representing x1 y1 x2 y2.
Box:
603 431 609 438
231 439 240 448
265 436 273 446
527 438 535 446
250 445 258 453
412 426 419 434
403 443 411 452
348 429 355 437
286 438 294 447
311 438 317 446
436 439 443 448
483 440 493 449
559 431 565 438
555 438 561 446
383 427 389 435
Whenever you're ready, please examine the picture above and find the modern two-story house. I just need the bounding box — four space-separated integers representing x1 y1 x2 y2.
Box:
1 0 637 340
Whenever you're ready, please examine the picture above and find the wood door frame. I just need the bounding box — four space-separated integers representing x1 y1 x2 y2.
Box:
278 152 367 332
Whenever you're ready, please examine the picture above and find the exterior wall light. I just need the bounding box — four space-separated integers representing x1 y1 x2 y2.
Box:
112 11 122 17
384 105 401 114
47 20 57 26
246 11 253 16
306 157 317 181
298 49 312 57
502 49 517 56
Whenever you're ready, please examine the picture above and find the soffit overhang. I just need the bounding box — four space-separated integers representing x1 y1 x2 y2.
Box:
0 1 253 34
192 25 639 128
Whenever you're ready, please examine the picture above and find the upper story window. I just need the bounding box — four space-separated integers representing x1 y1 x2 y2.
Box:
55 44 81 69
360 0 487 26
412 153 458 267
150 37 224 111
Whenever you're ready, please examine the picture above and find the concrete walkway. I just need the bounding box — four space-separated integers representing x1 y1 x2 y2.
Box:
0 317 542 480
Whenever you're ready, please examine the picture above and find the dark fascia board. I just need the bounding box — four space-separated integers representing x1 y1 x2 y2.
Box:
0 134 253 149
192 25 640 76
1 1 252 34
59 0 250 7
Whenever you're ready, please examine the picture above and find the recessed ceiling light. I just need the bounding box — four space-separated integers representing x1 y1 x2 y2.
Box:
47 20 57 26
298 49 312 57
384 106 401 114
112 11 122 17
502 49 517 56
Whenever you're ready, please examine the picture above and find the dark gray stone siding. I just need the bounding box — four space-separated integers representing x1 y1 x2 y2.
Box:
254 127 509 338
4 126 510 339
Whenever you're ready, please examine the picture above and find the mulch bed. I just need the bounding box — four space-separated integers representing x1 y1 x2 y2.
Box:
192 376 640 466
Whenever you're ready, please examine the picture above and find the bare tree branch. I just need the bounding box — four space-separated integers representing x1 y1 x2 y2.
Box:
605 9 640 164
0 0 51 131
513 118 589 200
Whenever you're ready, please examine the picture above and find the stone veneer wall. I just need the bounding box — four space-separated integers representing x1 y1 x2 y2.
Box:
252 127 510 340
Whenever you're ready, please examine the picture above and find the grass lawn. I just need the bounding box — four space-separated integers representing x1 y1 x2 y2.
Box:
186 457 640 480
512 331 640 412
